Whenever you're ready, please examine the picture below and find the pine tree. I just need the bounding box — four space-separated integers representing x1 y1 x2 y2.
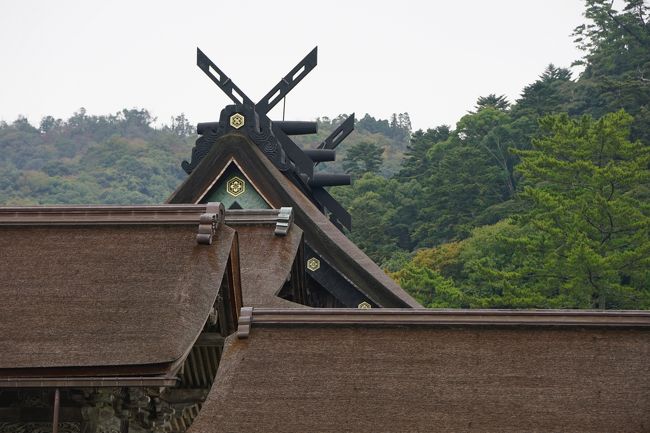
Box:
342 141 383 176
509 111 650 308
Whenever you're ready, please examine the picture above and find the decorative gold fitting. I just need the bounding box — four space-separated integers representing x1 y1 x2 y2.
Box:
229 113 245 129
226 176 245 197
306 257 320 272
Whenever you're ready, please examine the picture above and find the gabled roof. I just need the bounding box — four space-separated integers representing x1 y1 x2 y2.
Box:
188 308 650 433
168 133 421 308
0 205 240 385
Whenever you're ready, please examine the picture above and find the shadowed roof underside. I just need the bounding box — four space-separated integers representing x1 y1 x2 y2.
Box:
188 309 650 433
168 133 420 308
0 221 234 371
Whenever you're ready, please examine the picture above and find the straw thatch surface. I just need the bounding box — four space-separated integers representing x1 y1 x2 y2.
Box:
189 325 650 432
0 224 234 369
237 225 304 308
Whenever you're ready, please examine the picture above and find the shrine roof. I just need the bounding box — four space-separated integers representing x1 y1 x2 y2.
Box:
0 205 236 381
188 308 650 433
236 224 305 308
168 133 421 308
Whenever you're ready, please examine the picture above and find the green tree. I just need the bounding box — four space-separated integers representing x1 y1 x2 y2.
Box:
508 111 650 308
512 64 576 119
391 260 465 308
398 125 450 180
572 0 650 142
411 106 523 247
356 114 391 135
39 116 63 133
474 94 510 112
455 220 547 308
348 190 397 264
397 112 412 132
456 106 522 197
342 141 383 176
165 113 196 137
413 141 505 245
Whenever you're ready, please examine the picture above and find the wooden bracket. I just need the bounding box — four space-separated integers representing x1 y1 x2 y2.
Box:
274 207 294 236
197 202 225 245
237 307 253 339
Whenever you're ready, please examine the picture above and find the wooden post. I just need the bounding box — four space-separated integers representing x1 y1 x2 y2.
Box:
52 388 60 433
120 387 130 433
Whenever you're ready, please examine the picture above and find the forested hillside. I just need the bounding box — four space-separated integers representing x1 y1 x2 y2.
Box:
335 0 650 310
1 0 648 309
294 112 413 176
0 110 195 205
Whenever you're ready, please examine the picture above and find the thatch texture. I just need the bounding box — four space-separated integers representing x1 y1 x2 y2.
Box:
0 223 234 370
189 321 650 432
236 225 304 308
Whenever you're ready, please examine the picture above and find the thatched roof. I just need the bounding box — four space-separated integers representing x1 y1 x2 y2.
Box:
188 308 650 433
167 133 420 308
0 206 236 379
237 225 305 308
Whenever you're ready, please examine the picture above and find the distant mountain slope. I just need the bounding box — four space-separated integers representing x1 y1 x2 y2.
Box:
294 113 412 176
0 109 193 205
0 109 404 205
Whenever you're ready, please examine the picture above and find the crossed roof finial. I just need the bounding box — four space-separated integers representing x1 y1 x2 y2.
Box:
189 47 355 231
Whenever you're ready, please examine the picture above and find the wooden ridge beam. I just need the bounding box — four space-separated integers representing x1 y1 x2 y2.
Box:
0 376 178 388
0 205 290 227
238 308 650 332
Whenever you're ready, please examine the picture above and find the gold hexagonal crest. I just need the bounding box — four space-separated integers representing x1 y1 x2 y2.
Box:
358 301 372 309
306 257 320 272
226 176 245 197
229 113 245 129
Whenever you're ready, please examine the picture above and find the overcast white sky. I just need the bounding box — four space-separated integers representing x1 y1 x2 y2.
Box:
0 0 585 131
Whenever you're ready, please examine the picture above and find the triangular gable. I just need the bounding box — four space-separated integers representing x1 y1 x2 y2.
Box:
197 159 272 210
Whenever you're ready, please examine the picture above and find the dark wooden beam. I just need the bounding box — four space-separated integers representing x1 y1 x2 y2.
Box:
0 376 178 388
159 388 209 404
52 388 60 433
0 205 286 227
0 406 82 422
195 333 225 347
304 243 371 308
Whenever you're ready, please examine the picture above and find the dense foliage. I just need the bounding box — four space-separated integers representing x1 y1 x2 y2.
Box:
0 109 194 205
1 0 648 309
336 0 650 309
